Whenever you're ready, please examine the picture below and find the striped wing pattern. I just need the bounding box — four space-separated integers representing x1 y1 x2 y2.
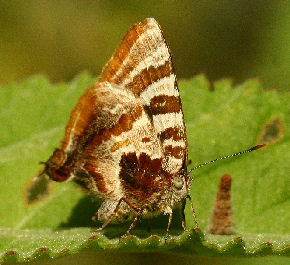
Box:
99 18 187 176
79 82 164 202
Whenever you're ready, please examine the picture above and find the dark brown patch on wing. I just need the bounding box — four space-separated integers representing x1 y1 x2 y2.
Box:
141 137 151 143
119 152 163 203
150 95 181 115
164 145 185 159
159 127 183 142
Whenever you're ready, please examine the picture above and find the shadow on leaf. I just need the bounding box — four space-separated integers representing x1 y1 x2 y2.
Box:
58 195 185 239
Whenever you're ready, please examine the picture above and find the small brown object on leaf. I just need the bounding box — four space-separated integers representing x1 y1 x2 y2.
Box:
208 174 234 235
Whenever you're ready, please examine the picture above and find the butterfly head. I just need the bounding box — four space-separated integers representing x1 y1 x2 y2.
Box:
170 170 192 207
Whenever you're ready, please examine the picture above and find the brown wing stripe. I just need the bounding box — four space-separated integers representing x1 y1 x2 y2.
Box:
85 165 108 194
150 95 181 115
164 145 185 159
159 127 184 142
87 104 143 150
127 60 172 96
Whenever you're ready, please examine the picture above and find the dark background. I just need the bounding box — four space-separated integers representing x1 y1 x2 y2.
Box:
0 0 289 92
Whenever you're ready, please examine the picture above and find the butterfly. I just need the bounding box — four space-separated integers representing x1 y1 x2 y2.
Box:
39 18 198 239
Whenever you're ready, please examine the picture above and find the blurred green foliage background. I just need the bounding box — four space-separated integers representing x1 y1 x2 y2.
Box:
0 0 289 91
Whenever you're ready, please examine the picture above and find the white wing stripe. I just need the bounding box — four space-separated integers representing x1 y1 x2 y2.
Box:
139 74 178 106
121 43 170 86
163 138 186 148
152 111 184 134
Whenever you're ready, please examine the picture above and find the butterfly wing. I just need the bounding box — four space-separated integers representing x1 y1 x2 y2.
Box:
99 18 188 176
74 82 164 202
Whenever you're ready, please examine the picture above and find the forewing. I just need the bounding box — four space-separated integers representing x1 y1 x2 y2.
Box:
99 18 187 176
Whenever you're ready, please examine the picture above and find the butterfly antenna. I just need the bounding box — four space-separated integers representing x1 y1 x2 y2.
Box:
188 144 266 174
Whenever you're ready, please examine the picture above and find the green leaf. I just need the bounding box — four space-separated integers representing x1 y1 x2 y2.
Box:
0 74 289 263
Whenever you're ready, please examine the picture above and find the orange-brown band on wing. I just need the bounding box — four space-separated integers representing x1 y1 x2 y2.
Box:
99 19 155 83
85 104 144 153
61 87 96 151
110 138 130 152
141 137 151 143
85 164 108 194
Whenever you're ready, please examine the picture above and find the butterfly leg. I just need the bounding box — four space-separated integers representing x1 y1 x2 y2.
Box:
91 197 126 232
181 198 186 230
92 197 143 239
186 194 199 229
164 208 173 241
120 208 144 240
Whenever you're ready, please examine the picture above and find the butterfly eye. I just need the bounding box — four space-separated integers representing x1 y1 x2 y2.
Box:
173 177 184 190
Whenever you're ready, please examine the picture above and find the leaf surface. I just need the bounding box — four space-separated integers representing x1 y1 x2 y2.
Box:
0 74 289 263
